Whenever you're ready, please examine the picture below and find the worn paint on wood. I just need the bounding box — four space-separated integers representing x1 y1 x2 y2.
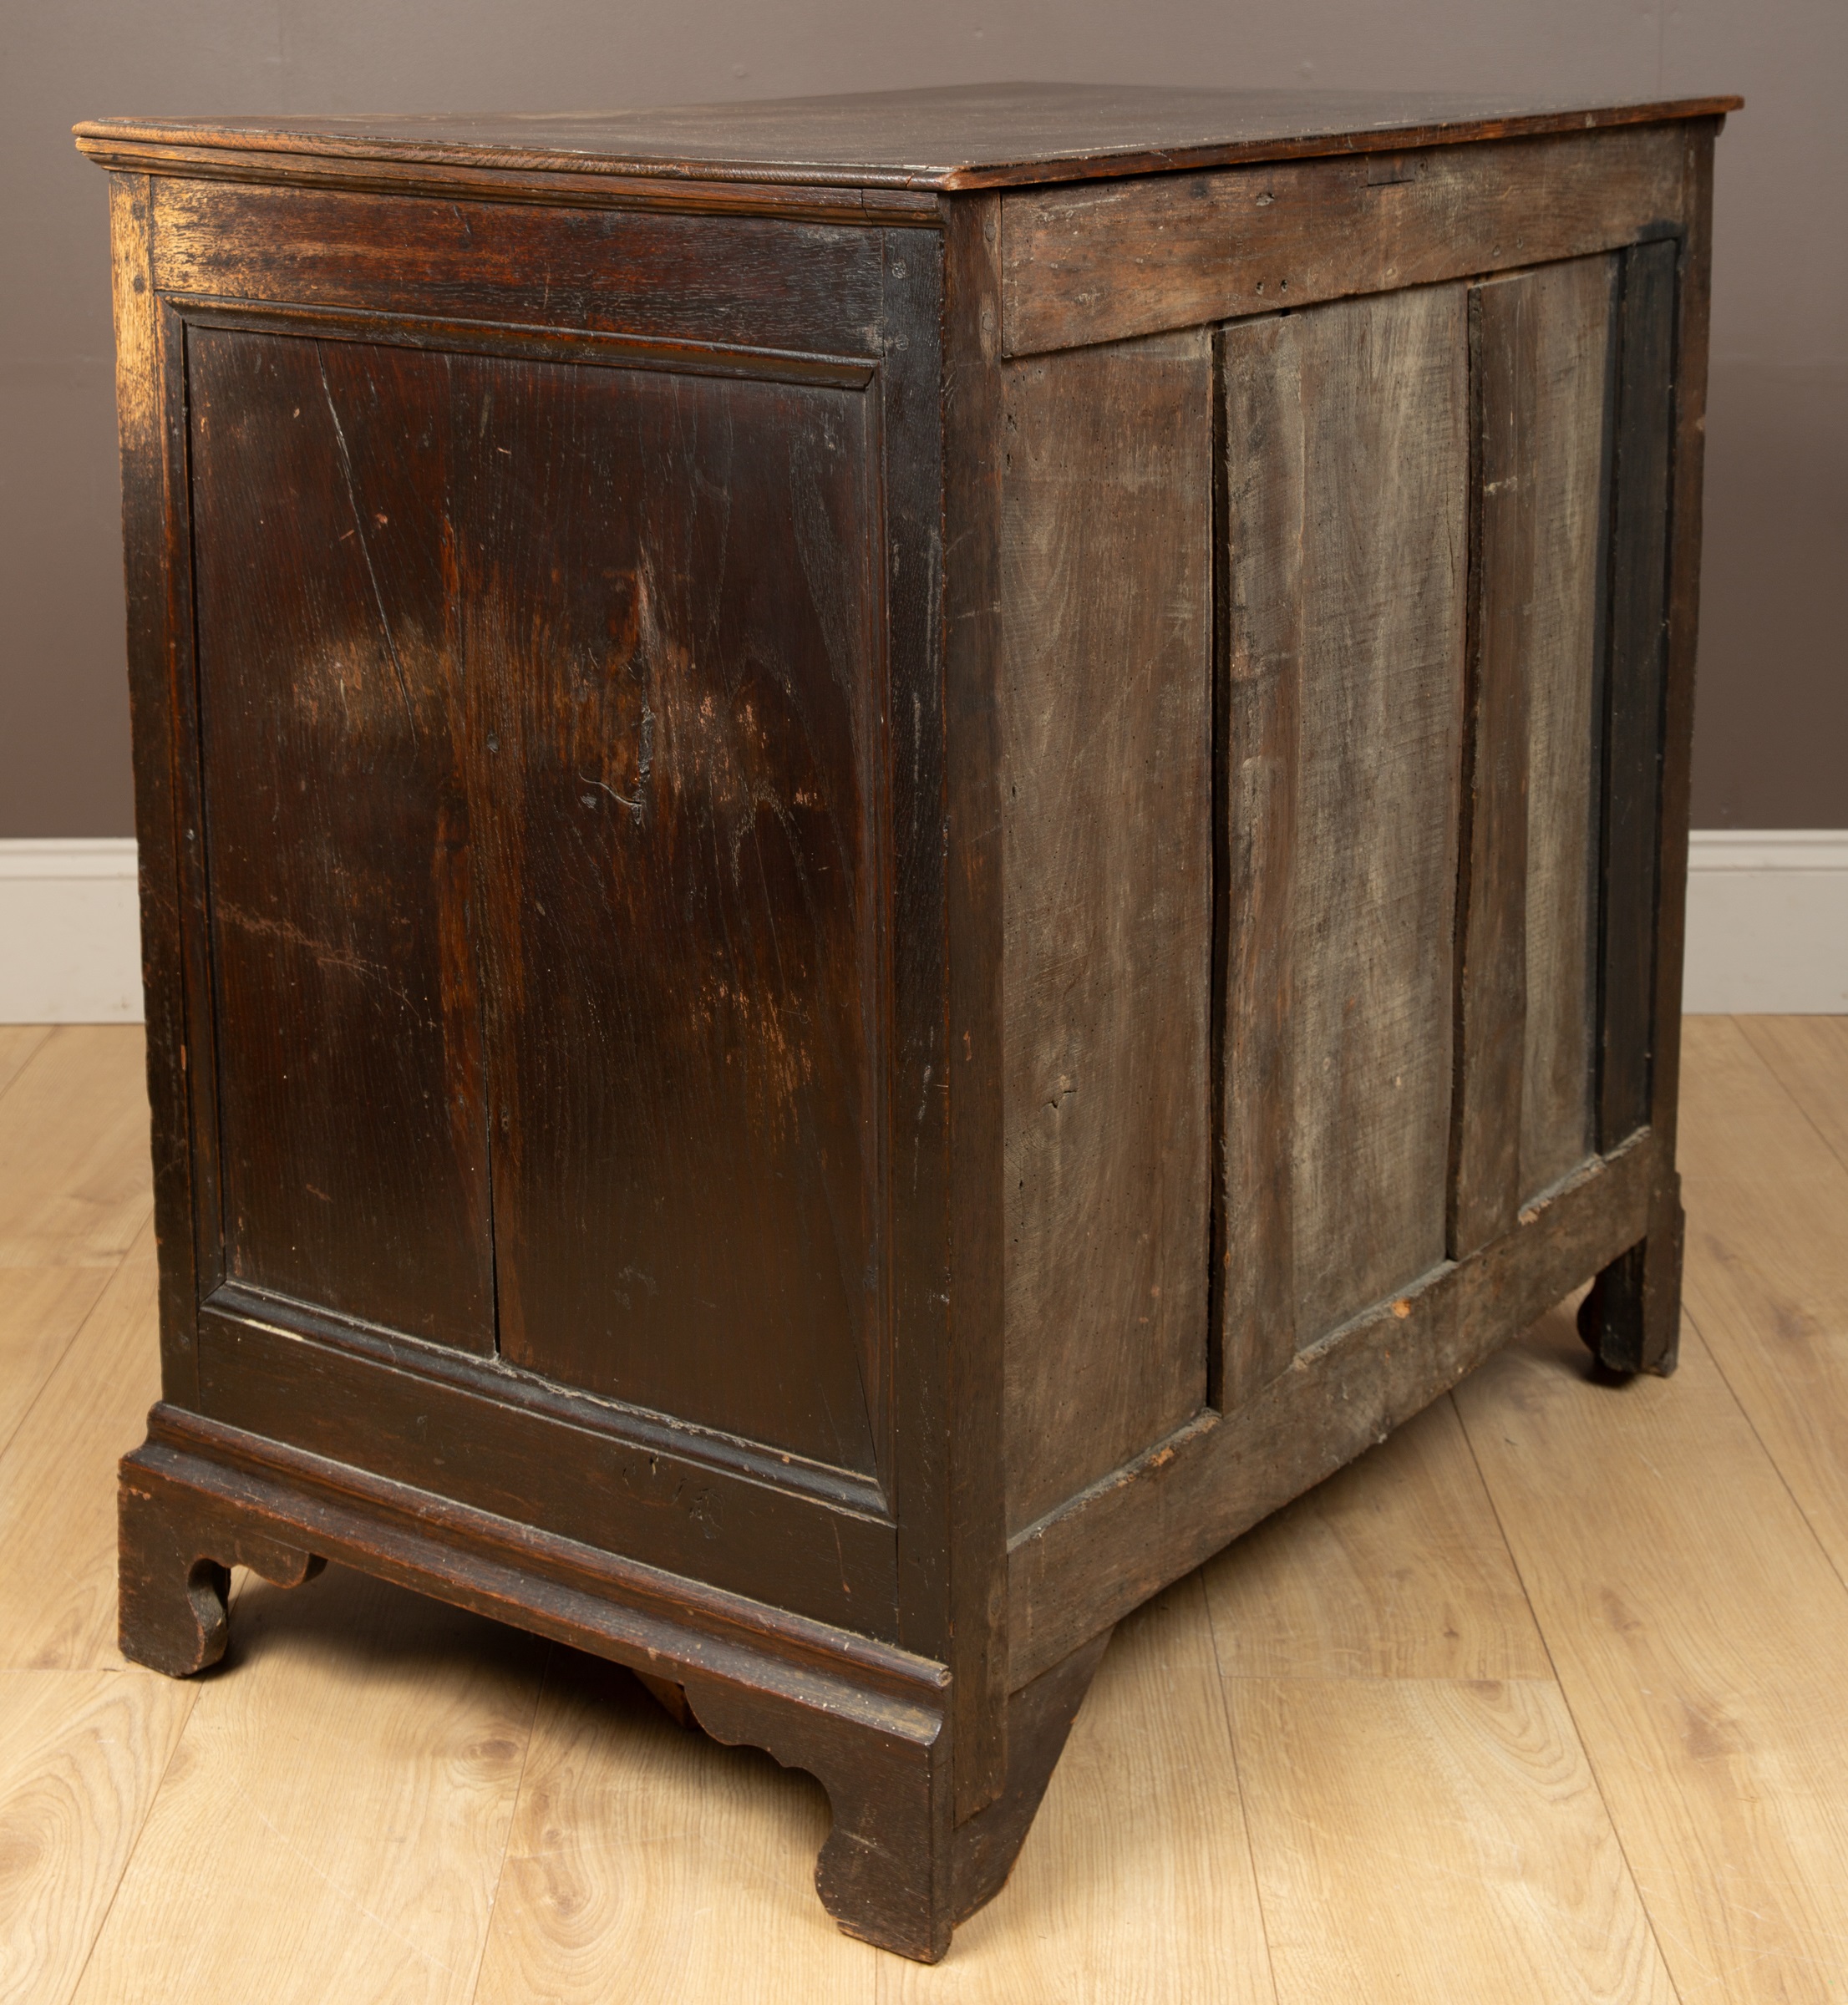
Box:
1219 286 1467 1378
1000 330 1213 1535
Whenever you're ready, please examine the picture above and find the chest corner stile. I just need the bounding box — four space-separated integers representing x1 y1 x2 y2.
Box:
81 86 1732 1962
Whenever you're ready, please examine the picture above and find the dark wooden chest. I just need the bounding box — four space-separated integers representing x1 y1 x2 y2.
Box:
79 82 1734 1960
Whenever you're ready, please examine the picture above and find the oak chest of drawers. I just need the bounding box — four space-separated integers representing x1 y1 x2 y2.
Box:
79 83 1734 1960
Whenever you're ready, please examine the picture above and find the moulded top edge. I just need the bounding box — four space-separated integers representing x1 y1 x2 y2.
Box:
73 81 1742 194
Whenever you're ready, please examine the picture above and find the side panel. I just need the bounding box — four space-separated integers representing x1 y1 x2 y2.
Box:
189 328 496 1351
999 331 1214 1535
188 326 889 1472
1220 286 1469 1380
1451 256 1618 1251
473 353 887 1481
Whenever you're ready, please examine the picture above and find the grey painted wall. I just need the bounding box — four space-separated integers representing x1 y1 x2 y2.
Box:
3 1 1840 835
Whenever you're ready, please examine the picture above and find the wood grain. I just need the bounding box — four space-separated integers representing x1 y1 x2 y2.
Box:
109 171 206 1409
0 1266 113 1457
475 1649 878 2001
942 195 1010 1814
1216 311 1303 1398
1219 286 1466 1362
885 1579 1274 2005
1000 329 1213 1533
154 180 891 357
1201 1395 1547 1682
0 1218 160 1669
187 318 891 1473
1678 1014 1848 1582
1737 1014 1848 1173
77 86 1739 197
72 1566 546 2005
1003 126 1683 355
1505 258 1613 1206
1227 1676 1677 2005
465 346 886 1477
1449 277 1534 1256
1453 255 1615 1247
0 1027 152 1267
0 1025 51 1099
0 1669 195 2004
187 326 496 1353
1456 1307 1848 2004
193 1307 898 1637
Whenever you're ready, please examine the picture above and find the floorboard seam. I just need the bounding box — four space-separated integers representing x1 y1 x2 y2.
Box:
464 1639 555 2005
0 1025 55 1109
1445 1375 1688 2005
1731 1014 1848 1180
58 1680 201 2005
1196 1566 1287 2005
0 1211 151 1468
1679 1291 1848 1606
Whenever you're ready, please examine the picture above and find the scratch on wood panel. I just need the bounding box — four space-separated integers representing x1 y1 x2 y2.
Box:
314 345 417 737
214 898 427 1023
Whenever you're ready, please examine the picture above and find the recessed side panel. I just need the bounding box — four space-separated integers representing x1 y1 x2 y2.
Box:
469 356 887 1482
1459 254 1603 1219
1220 286 1469 1383
1000 331 1214 1535
189 327 495 1352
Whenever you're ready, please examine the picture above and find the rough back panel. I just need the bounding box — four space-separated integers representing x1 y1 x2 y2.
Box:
1478 257 1616 1206
1221 287 1469 1358
1000 330 1214 1535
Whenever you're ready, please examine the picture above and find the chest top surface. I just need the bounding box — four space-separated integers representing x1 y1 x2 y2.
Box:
75 80 1737 193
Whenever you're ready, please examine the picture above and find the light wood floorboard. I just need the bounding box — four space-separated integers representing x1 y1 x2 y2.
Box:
1455 1307 1848 2004
1228 1676 1678 2005
0 1266 113 1456
0 1023 53 1100
0 1026 151 1268
70 1566 548 2005
1739 1014 1848 1171
883 1578 1276 2004
1201 1391 1550 1681
475 1647 879 2004
0 1216 162 1671
1678 1015 1848 1587
0 1020 1844 2000
0 1669 195 2005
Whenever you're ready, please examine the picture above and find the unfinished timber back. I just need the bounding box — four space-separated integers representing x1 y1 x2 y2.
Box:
85 86 1731 1962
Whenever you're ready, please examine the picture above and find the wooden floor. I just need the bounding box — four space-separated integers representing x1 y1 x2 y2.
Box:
3 1019 1846 2002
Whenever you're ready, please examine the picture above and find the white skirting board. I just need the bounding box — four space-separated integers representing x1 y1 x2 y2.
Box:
2 832 1845 1023
1681 830 1848 1013
0 840 144 1024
